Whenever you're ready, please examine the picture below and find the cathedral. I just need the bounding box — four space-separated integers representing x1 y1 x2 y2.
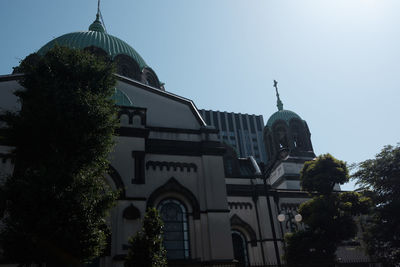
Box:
0 10 369 267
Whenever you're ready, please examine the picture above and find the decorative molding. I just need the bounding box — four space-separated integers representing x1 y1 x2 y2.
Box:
146 161 197 172
146 139 226 156
226 184 265 197
271 174 300 188
276 190 310 198
226 184 311 198
115 74 207 127
118 106 147 126
108 165 126 199
147 126 218 134
230 214 257 247
228 202 253 210
147 177 200 219
280 202 300 211
115 127 149 138
132 151 145 184
200 209 230 214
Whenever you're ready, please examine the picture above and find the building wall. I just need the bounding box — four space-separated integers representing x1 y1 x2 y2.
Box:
199 109 267 164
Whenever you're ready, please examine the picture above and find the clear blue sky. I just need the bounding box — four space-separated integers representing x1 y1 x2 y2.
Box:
1 0 399 190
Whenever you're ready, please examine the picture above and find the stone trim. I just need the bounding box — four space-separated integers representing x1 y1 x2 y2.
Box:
226 184 265 197
118 106 147 126
115 127 149 138
146 139 225 156
226 184 311 198
146 161 197 172
228 202 253 210
147 177 201 219
132 151 145 184
200 209 230 214
276 190 310 198
230 214 257 247
271 173 300 188
108 165 126 199
115 74 206 127
280 202 300 210
147 125 218 134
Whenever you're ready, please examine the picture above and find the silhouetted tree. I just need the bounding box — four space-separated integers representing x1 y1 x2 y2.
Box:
125 208 167 267
352 144 400 267
0 46 118 266
284 154 370 267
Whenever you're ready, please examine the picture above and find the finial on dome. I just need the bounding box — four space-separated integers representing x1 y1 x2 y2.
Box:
89 0 105 33
273 80 283 111
97 0 100 16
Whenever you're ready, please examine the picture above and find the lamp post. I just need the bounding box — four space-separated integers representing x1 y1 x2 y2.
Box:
277 212 302 265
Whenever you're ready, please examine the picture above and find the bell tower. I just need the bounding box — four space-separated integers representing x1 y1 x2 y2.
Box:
263 81 315 189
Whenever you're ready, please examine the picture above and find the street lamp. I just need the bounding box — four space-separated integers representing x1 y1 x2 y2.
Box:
278 213 302 223
277 212 303 262
277 212 302 232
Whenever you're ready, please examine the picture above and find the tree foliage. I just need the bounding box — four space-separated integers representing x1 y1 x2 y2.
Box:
301 154 348 194
125 208 167 267
284 154 370 266
352 144 400 267
0 46 118 266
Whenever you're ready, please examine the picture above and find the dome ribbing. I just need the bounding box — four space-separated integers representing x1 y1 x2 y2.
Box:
37 16 148 70
266 109 302 127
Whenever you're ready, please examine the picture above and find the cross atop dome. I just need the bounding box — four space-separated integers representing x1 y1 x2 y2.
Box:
89 0 106 32
273 80 284 111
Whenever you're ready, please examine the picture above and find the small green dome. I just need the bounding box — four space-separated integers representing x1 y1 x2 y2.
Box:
111 88 133 106
266 109 302 127
37 16 148 70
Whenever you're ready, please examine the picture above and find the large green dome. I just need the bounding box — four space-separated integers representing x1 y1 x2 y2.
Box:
37 15 148 70
266 109 302 127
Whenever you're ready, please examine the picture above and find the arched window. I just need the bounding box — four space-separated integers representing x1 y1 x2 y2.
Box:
158 199 190 259
232 230 249 266
289 120 306 150
142 67 160 88
274 124 289 149
114 54 141 81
